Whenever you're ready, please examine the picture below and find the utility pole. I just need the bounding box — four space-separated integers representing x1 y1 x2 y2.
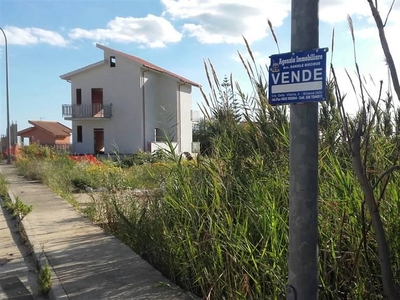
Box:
0 27 11 164
287 0 319 299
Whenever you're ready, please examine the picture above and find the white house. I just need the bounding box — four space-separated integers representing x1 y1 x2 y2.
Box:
60 44 200 155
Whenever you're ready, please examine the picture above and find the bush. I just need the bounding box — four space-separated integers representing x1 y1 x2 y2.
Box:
119 150 169 167
19 143 56 159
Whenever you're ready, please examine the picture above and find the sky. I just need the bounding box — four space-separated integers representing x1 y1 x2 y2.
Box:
0 0 399 135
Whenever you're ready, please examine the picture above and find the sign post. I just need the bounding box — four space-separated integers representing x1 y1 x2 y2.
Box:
267 0 323 299
287 1 319 299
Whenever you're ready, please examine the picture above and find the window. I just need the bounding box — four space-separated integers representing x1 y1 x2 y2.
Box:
76 89 82 105
155 128 166 142
77 125 83 143
110 56 116 67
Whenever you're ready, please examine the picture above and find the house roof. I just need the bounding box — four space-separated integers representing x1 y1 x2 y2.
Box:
17 121 72 138
60 44 200 87
97 44 200 87
60 60 105 80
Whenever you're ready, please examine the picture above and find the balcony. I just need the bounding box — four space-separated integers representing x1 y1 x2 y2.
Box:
62 104 112 120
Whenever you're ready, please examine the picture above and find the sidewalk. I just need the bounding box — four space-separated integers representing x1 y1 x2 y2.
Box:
0 164 196 300
0 197 36 300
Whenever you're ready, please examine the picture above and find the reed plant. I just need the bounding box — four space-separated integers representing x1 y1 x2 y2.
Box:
13 21 400 299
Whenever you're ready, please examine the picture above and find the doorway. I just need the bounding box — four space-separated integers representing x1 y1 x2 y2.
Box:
91 88 103 117
94 128 104 154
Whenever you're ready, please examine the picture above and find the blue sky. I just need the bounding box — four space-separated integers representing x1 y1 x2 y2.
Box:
0 0 399 135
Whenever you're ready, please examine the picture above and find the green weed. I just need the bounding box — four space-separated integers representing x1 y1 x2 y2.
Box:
38 261 52 295
12 197 33 221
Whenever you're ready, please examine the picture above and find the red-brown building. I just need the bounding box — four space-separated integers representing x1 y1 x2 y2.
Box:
17 120 72 145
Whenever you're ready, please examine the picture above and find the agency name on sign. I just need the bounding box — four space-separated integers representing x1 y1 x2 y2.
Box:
268 48 328 105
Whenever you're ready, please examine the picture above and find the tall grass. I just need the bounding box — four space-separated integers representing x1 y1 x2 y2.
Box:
13 41 400 299
96 110 399 299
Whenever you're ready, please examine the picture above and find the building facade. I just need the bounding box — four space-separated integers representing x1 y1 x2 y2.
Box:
60 44 199 155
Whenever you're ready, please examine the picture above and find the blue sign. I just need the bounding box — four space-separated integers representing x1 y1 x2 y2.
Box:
268 48 328 105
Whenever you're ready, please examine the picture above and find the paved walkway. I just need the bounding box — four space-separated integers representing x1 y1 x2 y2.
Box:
0 197 37 300
0 164 196 300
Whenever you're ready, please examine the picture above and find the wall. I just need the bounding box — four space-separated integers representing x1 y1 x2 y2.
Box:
55 135 71 144
142 71 158 149
20 128 56 144
68 48 195 154
70 54 143 154
143 74 194 154
178 84 193 153
72 120 106 154
144 73 179 149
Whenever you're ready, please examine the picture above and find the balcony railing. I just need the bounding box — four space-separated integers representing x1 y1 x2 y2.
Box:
62 104 112 119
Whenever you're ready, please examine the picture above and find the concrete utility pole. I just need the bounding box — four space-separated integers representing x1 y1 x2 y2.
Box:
287 0 319 299
0 27 11 164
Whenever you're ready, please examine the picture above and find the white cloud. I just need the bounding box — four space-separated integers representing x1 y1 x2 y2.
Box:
351 5 400 99
320 0 370 23
320 0 400 24
330 24 399 114
161 0 400 46
0 26 68 47
68 15 182 48
354 12 399 46
231 50 269 67
331 62 396 116
161 0 290 44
